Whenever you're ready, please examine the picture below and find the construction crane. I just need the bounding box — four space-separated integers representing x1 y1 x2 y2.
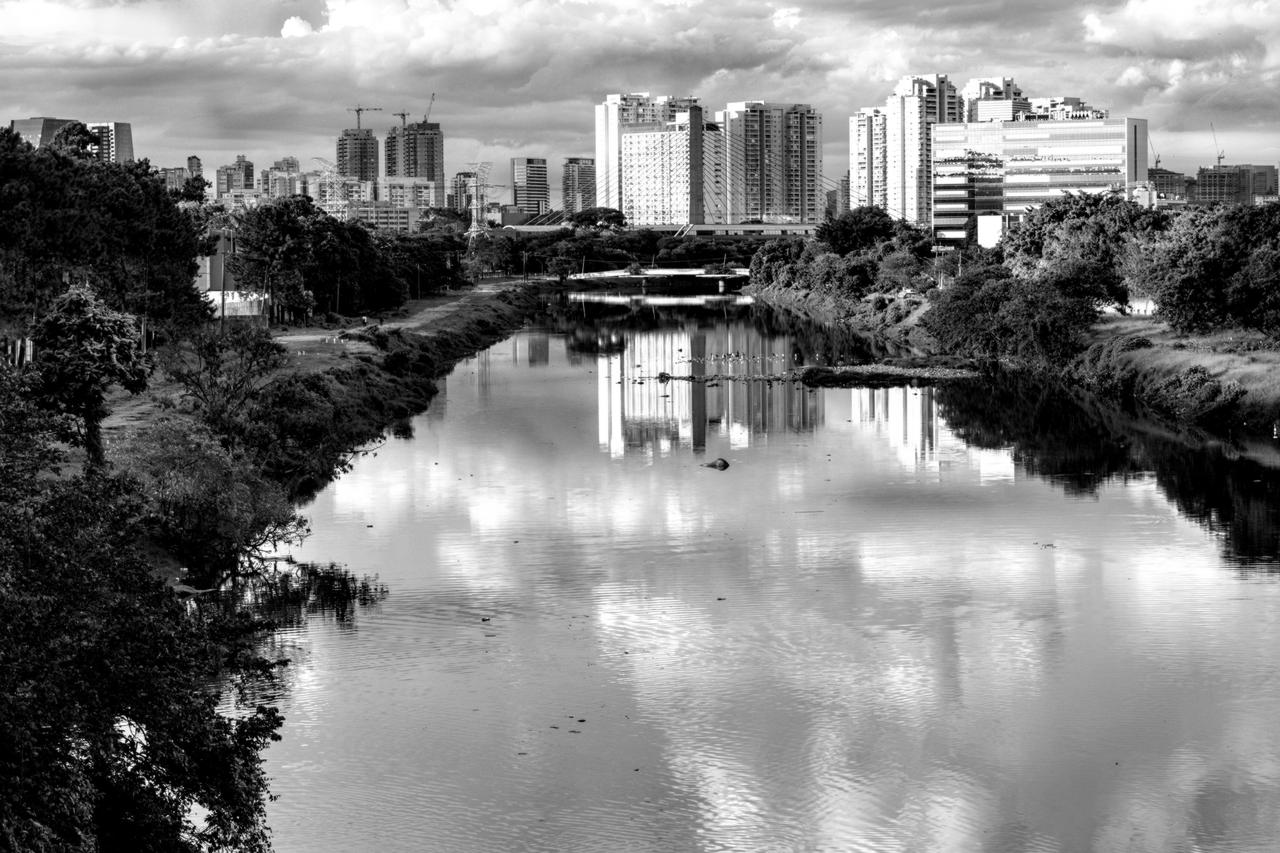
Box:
425 92 435 123
392 111 410 129
1211 122 1225 167
1149 138 1161 170
347 104 383 129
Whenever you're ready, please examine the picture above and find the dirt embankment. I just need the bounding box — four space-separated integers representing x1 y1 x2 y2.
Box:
103 283 544 473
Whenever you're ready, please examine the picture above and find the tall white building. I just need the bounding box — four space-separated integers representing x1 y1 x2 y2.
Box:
849 74 962 225
849 108 887 210
716 101 823 223
620 106 726 226
595 93 699 212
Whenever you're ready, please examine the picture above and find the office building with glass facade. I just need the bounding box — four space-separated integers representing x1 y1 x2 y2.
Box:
931 116 1148 247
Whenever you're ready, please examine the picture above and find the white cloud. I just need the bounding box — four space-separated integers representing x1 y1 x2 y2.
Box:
281 16 316 38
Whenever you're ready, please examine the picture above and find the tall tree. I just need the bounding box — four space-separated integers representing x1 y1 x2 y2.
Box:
32 285 148 467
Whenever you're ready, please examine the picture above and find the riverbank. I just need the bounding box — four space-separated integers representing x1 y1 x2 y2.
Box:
105 281 544 497
746 281 1280 438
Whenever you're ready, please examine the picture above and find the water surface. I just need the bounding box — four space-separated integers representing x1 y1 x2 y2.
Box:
264 295 1280 853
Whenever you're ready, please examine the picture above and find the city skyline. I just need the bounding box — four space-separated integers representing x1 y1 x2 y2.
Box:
2 0 1277 206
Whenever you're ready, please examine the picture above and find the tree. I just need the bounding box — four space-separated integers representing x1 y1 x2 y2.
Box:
568 207 626 230
0 380 284 851
32 285 148 467
163 324 286 434
123 416 309 582
175 175 210 204
815 206 897 257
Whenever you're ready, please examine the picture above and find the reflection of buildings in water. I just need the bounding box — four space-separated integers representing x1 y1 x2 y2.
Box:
526 333 550 366
850 386 1014 481
596 323 823 457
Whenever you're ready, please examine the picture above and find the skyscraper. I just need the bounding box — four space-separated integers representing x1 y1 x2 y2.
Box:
85 122 134 163
562 158 596 215
512 157 550 215
386 120 444 207
450 171 476 214
620 106 726 226
337 129 379 183
850 74 961 225
595 93 700 212
716 101 823 223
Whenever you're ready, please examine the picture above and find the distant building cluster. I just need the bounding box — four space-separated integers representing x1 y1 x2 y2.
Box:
596 93 824 227
9 116 134 163
8 75 1279 243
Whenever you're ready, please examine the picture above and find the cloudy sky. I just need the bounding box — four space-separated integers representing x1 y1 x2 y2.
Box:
2 0 1277 204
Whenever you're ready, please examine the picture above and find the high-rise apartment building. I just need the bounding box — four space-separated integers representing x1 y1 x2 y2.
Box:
215 155 255 198
959 77 1027 121
261 157 302 199
512 157 550 215
386 120 445 207
562 157 596 214
85 122 134 163
849 108 887 210
849 74 961 224
716 101 823 223
187 155 203 179
620 106 726 226
931 117 1148 247
595 93 700 212
450 171 477 214
337 129 379 183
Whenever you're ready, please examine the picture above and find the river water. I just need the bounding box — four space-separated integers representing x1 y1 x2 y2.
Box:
263 289 1280 853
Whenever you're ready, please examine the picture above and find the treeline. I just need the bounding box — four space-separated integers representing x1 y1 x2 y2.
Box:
751 195 1280 368
227 195 467 324
466 207 771 280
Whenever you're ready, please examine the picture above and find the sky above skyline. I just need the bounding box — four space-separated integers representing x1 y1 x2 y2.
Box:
2 0 1277 205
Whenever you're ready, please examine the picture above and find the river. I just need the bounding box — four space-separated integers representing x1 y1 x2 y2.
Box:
261 287 1280 853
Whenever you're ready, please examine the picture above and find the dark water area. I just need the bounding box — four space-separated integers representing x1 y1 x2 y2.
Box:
261 287 1280 852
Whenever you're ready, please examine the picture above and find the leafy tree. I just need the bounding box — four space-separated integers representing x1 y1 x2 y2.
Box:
747 238 806 288
1003 191 1168 309
0 385 284 851
123 416 309 582
924 263 1096 365
815 206 897 257
568 207 626 230
32 285 148 467
175 175 210 204
163 324 286 433
1126 204 1280 333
